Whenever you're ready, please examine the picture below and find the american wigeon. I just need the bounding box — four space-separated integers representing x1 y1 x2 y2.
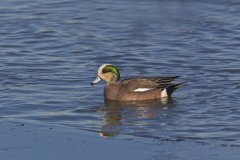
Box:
91 64 186 101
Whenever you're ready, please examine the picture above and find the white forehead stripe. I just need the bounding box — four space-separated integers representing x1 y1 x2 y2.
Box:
134 88 153 92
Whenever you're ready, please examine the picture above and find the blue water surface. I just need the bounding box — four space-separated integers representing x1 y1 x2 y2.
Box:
0 0 240 146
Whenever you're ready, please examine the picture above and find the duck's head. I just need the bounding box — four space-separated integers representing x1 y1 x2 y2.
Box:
91 64 120 85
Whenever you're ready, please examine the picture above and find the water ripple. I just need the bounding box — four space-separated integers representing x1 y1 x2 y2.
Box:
0 0 240 146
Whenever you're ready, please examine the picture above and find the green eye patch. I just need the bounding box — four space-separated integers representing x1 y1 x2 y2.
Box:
102 65 120 80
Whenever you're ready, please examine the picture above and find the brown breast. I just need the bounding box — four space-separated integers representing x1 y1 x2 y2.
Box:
104 83 120 100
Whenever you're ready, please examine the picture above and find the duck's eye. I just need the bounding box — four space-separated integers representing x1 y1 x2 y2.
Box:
102 66 112 74
102 69 108 74
101 65 120 80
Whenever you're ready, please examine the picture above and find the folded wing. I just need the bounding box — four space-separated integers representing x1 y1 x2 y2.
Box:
120 76 180 91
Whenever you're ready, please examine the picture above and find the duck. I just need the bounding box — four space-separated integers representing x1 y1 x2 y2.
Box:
91 64 186 101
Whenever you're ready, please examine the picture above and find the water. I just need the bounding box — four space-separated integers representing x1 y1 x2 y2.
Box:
0 0 240 146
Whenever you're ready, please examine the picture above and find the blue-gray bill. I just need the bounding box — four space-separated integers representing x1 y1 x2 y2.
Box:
91 76 101 85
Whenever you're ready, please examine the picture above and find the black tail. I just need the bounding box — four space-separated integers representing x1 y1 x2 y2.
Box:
166 82 186 96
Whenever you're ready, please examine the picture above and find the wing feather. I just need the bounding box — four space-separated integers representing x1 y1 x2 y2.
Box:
120 76 180 91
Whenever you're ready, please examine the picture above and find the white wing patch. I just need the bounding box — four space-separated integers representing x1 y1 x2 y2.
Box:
134 88 153 92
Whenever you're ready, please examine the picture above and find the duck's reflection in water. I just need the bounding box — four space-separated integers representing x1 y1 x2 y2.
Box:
99 97 174 138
